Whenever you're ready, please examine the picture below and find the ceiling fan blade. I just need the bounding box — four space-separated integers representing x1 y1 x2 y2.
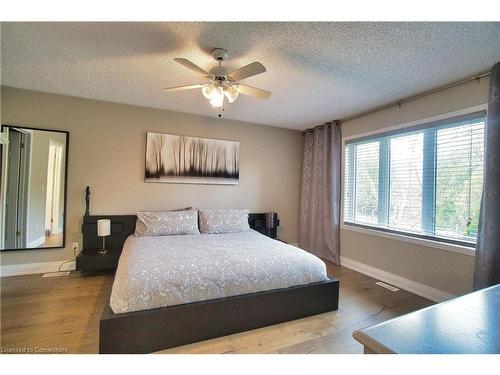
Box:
163 84 204 92
227 62 266 81
173 58 210 77
235 84 271 99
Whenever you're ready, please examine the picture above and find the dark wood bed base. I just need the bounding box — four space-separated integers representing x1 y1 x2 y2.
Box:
100 278 339 353
81 210 339 353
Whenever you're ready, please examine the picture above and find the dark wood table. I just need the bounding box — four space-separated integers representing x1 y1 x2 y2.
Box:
353 284 500 354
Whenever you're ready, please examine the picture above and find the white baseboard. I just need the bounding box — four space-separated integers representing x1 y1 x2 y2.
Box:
0 260 75 277
340 256 455 303
27 236 45 248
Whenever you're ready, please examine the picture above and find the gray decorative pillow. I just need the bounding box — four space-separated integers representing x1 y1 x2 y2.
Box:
198 209 250 234
135 210 200 236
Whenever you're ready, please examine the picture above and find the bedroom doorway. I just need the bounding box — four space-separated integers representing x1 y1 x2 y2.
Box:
4 128 31 249
44 140 64 238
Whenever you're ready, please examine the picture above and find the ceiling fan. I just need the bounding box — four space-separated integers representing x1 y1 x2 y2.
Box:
164 48 271 110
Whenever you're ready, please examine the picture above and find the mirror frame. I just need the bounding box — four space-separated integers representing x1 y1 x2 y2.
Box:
0 124 69 251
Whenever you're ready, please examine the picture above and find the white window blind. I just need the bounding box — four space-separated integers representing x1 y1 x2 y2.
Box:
343 112 485 246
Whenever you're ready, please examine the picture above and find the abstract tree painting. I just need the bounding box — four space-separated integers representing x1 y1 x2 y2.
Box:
145 132 239 185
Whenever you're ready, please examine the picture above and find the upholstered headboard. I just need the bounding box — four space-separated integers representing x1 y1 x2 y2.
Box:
81 212 279 254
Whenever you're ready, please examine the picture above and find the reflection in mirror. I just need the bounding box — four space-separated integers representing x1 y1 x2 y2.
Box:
1 126 68 250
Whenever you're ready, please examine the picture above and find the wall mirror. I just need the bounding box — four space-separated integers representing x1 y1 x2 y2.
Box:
0 125 69 251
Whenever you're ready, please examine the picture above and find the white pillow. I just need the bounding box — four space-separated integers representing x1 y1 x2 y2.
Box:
135 210 200 236
198 208 250 234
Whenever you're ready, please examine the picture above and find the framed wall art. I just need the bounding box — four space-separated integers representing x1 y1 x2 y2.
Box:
145 132 240 185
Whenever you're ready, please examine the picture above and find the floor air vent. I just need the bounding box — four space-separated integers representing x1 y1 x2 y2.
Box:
375 281 400 292
42 271 71 278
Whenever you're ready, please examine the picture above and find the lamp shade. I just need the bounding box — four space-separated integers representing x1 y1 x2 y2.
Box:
97 219 111 237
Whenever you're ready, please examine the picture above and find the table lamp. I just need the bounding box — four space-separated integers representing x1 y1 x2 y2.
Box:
97 219 111 255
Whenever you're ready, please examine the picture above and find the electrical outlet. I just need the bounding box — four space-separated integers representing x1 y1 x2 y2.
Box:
72 242 79 252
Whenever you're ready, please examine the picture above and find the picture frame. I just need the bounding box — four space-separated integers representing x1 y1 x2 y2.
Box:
145 132 240 185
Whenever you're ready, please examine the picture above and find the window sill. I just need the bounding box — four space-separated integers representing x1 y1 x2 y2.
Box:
340 223 475 257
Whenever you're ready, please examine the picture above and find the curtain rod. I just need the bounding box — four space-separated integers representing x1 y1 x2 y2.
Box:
339 70 492 124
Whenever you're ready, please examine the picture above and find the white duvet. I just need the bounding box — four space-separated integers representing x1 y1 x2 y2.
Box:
110 230 328 314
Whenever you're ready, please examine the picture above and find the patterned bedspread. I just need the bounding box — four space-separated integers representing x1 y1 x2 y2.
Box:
110 230 328 313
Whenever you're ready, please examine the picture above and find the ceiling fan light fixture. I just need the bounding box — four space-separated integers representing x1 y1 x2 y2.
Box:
165 49 270 115
209 86 224 108
224 85 239 103
202 84 216 99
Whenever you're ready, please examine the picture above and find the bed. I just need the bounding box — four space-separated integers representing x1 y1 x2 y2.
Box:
111 230 330 314
82 213 339 353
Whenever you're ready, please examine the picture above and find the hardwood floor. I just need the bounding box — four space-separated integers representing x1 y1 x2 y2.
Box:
0 262 433 354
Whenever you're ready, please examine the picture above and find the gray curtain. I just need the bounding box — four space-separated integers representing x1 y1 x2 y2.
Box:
474 61 500 290
298 123 341 265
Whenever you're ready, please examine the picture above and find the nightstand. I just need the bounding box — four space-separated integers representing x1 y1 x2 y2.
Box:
76 248 121 273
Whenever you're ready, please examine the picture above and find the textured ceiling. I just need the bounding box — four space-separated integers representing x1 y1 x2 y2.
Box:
1 22 499 130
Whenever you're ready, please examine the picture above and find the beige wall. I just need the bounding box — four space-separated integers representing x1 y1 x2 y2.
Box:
340 77 490 296
0 86 303 266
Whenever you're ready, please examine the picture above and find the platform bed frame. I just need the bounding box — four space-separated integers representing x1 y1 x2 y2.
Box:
82 212 339 354
100 278 339 353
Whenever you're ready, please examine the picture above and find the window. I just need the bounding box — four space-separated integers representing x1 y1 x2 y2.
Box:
352 141 379 224
343 112 485 246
